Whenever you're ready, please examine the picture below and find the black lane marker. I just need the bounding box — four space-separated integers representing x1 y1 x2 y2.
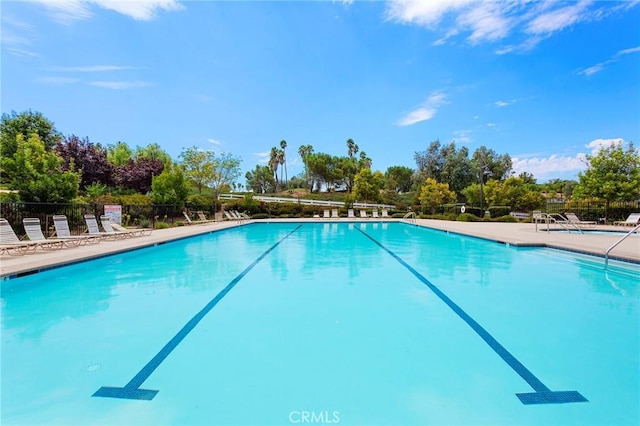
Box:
355 226 587 405
93 224 303 400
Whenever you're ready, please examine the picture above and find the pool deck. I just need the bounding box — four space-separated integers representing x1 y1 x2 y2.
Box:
1 218 638 278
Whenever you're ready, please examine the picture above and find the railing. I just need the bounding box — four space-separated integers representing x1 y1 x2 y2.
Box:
218 193 395 210
402 211 416 223
604 223 640 269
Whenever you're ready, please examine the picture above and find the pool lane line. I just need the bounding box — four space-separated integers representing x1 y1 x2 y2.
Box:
93 224 303 401
355 226 587 405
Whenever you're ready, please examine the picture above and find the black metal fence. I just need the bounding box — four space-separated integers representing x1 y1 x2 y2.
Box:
542 200 639 222
0 202 214 238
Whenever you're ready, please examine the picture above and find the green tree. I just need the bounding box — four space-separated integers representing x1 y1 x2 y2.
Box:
574 141 640 212
151 161 189 205
209 152 242 211
245 165 276 194
419 177 456 214
471 145 512 181
298 144 314 190
483 177 544 211
353 169 384 203
1 110 62 181
385 165 414 193
179 146 215 194
2 134 79 202
280 140 288 188
107 142 133 166
269 146 281 191
135 143 172 165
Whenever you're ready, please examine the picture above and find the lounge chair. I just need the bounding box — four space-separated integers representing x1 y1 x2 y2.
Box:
359 210 368 219
233 210 250 220
52 215 101 244
0 218 40 255
22 218 71 249
84 214 122 240
322 210 330 219
196 211 216 223
381 209 389 218
223 211 237 221
101 216 150 237
348 209 355 219
614 212 640 226
183 211 194 225
331 209 339 219
372 210 379 219
565 212 596 227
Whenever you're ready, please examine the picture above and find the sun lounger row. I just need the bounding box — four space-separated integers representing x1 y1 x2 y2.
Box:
0 214 151 255
321 209 390 219
224 210 250 221
183 211 216 224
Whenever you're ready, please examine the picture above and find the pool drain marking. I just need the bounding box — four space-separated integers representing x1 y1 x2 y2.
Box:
356 226 587 405
93 224 303 401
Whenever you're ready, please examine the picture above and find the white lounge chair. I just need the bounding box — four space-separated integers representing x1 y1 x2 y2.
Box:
84 214 122 240
348 209 355 219
323 209 330 219
53 215 101 244
614 212 640 226
0 218 40 255
331 209 339 219
101 216 150 237
381 209 389 218
359 210 368 219
372 210 379 219
22 218 70 249
565 212 596 227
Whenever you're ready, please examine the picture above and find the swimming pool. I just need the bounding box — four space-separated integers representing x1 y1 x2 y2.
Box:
2 222 638 425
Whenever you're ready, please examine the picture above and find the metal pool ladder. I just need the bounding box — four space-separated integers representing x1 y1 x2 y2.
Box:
403 211 416 223
604 223 640 268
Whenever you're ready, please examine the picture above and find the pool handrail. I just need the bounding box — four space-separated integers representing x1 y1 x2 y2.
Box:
604 223 640 269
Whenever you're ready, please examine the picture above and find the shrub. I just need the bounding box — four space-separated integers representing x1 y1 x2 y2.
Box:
457 213 481 222
463 207 483 218
175 220 186 226
488 206 511 218
187 194 212 210
155 221 169 229
391 212 405 218
491 215 517 223
139 218 151 228
251 213 269 219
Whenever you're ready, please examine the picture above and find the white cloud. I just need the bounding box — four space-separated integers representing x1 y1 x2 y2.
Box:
207 138 222 146
452 129 472 143
384 0 635 53
88 80 152 89
30 0 183 23
254 151 270 164
578 45 640 76
512 154 587 180
494 99 517 107
511 138 626 180
1 14 38 57
52 65 139 72
396 91 448 126
585 138 623 154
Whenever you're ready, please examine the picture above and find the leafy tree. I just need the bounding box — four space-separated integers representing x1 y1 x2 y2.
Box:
135 143 172 165
0 110 62 163
542 178 577 200
483 177 544 211
306 153 343 191
209 152 242 211
2 134 79 202
419 177 456 214
151 161 189 205
269 146 281 191
461 183 482 206
55 134 115 190
385 166 414 193
415 141 473 193
574 141 640 212
179 146 215 194
246 165 276 194
471 145 512 181
353 169 384 203
107 142 133 166
115 157 164 193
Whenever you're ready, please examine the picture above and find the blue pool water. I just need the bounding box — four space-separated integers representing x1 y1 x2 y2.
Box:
1 222 638 425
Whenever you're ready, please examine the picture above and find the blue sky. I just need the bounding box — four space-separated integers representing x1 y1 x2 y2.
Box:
2 0 639 184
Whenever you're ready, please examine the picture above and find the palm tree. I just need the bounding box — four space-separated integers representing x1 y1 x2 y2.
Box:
298 144 313 191
280 140 288 189
269 147 280 191
347 138 359 158
359 151 372 169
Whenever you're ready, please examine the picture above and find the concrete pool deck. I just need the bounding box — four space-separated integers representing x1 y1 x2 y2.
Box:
1 218 638 278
